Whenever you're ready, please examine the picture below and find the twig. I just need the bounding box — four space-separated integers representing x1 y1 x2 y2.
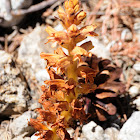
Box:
101 2 111 35
4 35 8 52
11 0 58 16
86 0 103 25
0 37 5 42
5 0 12 14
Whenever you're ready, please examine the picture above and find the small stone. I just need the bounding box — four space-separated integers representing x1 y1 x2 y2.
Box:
66 128 75 138
0 51 12 64
129 86 140 98
118 111 140 140
31 132 40 140
104 127 119 140
35 69 50 85
125 31 133 41
82 121 104 140
133 75 140 82
133 96 140 111
133 63 140 74
9 111 37 137
121 28 132 41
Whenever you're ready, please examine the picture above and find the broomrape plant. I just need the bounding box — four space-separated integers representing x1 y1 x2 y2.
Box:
29 0 125 139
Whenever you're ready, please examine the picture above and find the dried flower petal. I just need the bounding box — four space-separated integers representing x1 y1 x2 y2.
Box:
47 67 63 80
76 83 97 95
74 11 86 25
29 118 48 131
36 109 57 123
95 109 107 121
38 130 54 140
55 101 69 112
105 103 117 115
71 46 87 56
80 41 94 51
40 53 63 66
71 99 89 123
56 127 73 140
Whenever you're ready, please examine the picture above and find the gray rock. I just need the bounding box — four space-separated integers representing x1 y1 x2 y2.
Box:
29 102 41 111
133 63 140 74
118 111 140 140
0 51 31 116
0 0 33 27
9 111 37 137
129 86 140 98
17 26 55 84
104 127 119 140
82 121 104 140
35 69 50 85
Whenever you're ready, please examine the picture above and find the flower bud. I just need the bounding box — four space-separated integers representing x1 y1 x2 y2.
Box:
77 11 86 21
74 11 86 25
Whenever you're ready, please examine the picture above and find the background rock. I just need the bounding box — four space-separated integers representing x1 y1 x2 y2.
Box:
0 51 30 116
17 25 55 85
9 111 37 137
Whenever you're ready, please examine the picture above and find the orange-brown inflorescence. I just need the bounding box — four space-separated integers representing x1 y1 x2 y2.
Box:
29 0 125 140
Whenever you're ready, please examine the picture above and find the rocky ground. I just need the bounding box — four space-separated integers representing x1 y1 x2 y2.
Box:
0 0 140 140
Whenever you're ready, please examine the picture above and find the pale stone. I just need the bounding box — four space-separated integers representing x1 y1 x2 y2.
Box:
18 26 55 84
31 132 40 140
129 86 140 98
118 111 140 140
104 127 119 140
82 121 104 140
9 111 37 137
133 97 140 111
133 63 140 73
